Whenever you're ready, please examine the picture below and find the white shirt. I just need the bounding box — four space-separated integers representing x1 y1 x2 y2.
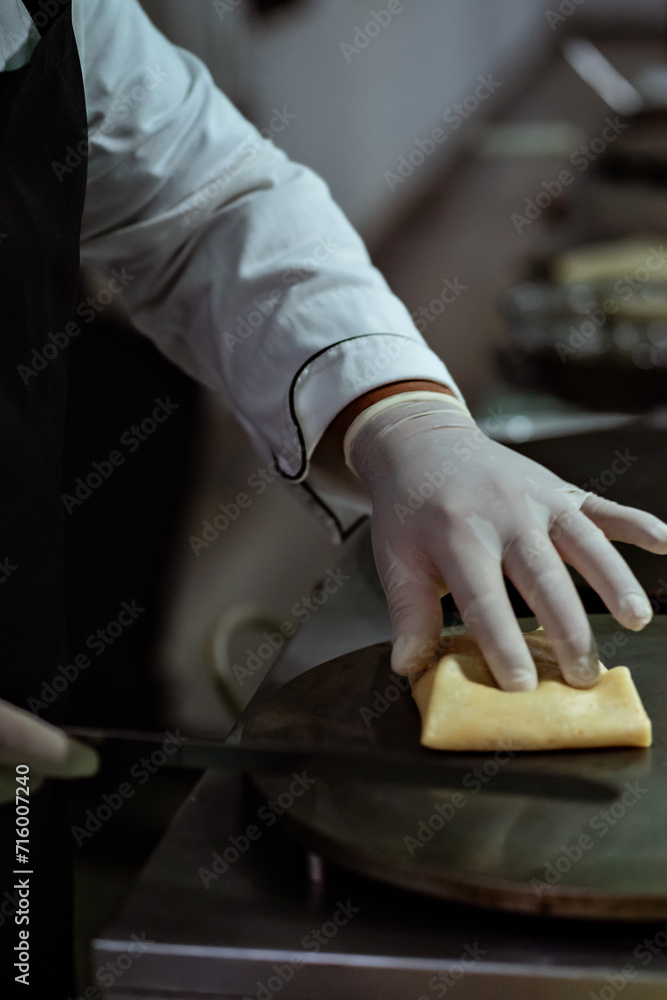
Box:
1 0 461 538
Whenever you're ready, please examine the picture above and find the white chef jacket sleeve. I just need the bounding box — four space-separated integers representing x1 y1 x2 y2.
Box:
72 0 462 539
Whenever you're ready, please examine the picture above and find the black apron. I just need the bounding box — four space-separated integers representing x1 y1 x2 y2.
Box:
0 0 87 992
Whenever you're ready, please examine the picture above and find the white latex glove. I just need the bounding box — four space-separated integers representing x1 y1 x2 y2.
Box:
345 393 667 690
0 699 99 803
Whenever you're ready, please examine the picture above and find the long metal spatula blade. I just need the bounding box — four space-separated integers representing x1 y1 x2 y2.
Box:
64 727 618 802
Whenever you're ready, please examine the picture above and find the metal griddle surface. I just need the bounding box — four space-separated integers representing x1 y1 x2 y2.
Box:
244 616 667 920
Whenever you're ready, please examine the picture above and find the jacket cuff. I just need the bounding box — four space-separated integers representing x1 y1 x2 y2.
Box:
271 333 463 542
274 332 463 482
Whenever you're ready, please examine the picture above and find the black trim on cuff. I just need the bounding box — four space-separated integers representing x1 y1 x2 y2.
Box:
273 332 425 482
299 478 368 542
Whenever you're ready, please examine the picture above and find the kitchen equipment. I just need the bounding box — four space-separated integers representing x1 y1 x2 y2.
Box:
498 274 667 410
241 617 667 921
64 722 614 799
560 39 667 237
92 527 667 997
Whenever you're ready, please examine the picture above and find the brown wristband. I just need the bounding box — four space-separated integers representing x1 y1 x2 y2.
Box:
322 379 457 455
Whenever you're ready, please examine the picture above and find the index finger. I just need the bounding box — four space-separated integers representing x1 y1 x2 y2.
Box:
438 539 539 690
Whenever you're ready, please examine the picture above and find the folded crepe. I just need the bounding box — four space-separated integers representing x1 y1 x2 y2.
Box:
410 628 652 751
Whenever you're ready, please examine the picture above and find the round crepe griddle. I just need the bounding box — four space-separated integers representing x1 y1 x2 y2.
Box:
244 616 667 920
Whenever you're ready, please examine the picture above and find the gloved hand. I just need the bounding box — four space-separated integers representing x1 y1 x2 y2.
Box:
0 699 99 803
345 393 667 690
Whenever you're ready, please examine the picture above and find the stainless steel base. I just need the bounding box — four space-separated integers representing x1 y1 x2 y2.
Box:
94 768 667 999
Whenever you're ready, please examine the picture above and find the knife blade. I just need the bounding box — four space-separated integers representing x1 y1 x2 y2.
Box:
64 726 617 801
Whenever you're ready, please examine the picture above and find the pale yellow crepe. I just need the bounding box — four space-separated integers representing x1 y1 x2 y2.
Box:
410 628 652 751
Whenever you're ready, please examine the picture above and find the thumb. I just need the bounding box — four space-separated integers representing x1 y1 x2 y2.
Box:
377 545 445 677
0 699 99 777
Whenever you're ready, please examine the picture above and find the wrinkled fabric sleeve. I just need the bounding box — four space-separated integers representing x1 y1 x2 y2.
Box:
73 0 462 539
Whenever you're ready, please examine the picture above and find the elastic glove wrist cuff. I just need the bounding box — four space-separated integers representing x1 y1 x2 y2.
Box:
343 390 472 476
